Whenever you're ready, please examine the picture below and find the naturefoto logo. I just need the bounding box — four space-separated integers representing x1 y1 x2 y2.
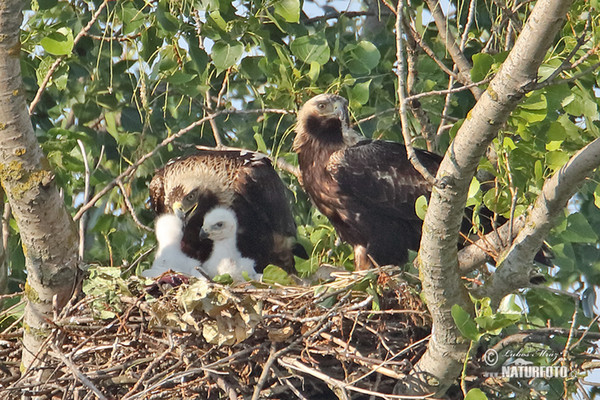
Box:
482 348 569 378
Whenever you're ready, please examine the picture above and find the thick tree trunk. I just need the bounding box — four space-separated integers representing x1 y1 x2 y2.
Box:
0 0 79 375
397 0 575 395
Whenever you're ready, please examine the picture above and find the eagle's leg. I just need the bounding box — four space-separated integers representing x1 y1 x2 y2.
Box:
353 245 373 271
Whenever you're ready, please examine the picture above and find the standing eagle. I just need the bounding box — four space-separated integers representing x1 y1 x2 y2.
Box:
293 94 448 270
149 148 304 274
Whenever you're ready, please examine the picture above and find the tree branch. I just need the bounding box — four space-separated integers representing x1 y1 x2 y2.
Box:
475 137 600 305
400 0 575 395
394 0 437 186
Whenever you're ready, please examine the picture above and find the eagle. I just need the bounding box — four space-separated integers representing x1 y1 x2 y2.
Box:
199 207 259 281
149 148 305 274
294 93 524 271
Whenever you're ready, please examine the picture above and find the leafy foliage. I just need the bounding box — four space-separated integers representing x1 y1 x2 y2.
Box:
3 0 600 398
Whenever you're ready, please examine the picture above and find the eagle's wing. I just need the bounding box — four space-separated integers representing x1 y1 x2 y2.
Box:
329 140 441 220
236 155 297 238
149 168 166 215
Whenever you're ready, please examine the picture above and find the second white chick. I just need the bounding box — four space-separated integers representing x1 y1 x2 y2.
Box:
142 214 204 278
200 207 259 282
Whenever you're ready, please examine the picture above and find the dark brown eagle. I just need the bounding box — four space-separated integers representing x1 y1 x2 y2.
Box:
149 147 305 274
294 94 441 270
294 94 551 271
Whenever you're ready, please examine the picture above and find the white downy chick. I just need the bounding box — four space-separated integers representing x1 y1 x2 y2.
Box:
142 214 204 278
200 207 259 282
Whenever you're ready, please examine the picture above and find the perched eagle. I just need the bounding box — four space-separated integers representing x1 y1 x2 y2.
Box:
142 214 203 278
199 207 259 281
295 94 514 270
149 148 305 274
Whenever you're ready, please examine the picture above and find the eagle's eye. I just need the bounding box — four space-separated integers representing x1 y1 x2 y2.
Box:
185 193 195 201
215 222 224 228
317 103 326 110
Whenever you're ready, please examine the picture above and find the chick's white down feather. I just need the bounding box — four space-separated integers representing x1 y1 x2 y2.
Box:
201 208 259 281
142 214 203 278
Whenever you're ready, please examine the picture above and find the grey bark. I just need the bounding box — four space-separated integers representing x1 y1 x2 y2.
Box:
0 0 79 375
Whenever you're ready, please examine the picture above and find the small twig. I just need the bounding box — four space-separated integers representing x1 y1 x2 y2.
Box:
536 16 591 88
76 140 91 259
278 356 434 399
423 0 482 99
405 22 460 81
29 0 110 115
251 342 277 400
570 43 600 70
405 77 493 103
569 315 600 351
2 200 11 264
303 11 374 24
540 61 600 89
272 365 310 400
72 108 291 221
116 179 152 232
394 0 437 186
205 93 223 148
209 372 238 400
50 343 109 400
86 32 142 42
121 338 175 400
275 157 300 179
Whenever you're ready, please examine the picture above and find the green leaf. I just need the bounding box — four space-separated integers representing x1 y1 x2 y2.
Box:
211 41 244 71
208 10 228 31
262 265 294 285
350 80 371 105
474 313 520 333
561 212 599 243
254 133 268 153
308 61 320 82
415 195 428 220
40 28 74 56
451 304 480 341
343 41 381 74
465 388 488 400
38 0 58 10
188 40 209 73
471 53 494 82
545 151 570 170
546 121 566 151
213 274 234 284
273 0 300 23
290 35 330 65
121 107 143 132
157 0 179 32
466 178 481 207
594 185 600 209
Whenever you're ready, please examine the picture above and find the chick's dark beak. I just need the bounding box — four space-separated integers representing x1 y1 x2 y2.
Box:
199 228 209 240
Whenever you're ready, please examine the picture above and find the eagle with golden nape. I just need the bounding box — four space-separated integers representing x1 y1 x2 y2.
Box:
148 147 307 277
293 93 551 272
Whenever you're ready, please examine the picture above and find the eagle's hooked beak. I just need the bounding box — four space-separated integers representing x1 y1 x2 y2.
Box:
332 99 350 128
172 201 197 224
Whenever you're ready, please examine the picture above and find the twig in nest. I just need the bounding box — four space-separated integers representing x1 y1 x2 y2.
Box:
278 356 435 400
50 343 109 400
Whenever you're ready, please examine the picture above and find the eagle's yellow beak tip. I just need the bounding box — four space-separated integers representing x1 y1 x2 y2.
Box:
172 201 185 220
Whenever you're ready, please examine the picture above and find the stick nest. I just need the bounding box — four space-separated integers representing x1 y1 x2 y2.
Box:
0 267 431 399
